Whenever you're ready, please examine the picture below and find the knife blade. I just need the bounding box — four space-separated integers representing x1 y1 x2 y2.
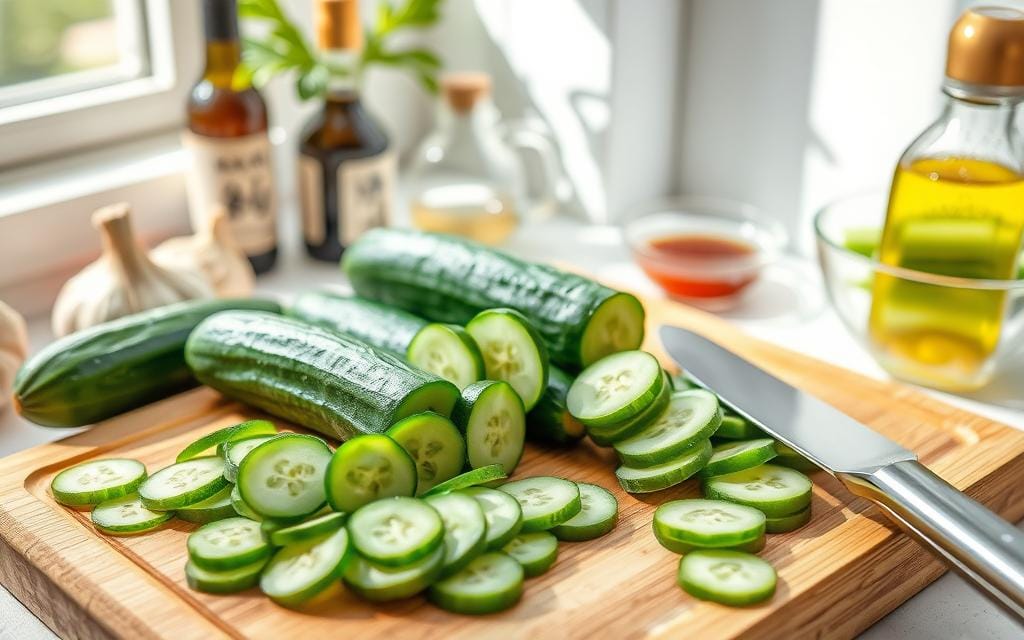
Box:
659 325 1024 622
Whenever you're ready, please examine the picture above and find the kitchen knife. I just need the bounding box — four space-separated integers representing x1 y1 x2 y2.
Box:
660 325 1024 622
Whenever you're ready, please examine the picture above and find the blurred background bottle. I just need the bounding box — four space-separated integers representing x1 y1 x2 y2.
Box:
299 0 394 263
185 0 278 274
408 72 562 246
869 7 1024 390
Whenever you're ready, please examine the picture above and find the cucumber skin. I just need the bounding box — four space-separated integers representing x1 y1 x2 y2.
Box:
185 311 460 442
342 228 642 369
288 291 427 357
13 298 281 428
527 366 584 445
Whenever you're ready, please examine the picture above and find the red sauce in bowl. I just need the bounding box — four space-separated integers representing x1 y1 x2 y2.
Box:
636 233 759 298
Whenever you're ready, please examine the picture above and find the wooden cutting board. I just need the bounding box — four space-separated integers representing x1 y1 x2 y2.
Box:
2 292 1024 640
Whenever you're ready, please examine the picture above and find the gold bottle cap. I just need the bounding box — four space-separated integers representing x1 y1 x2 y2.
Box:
316 0 362 51
441 73 492 114
946 6 1024 97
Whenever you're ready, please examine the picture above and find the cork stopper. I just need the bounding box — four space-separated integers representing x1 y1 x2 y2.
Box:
442 73 492 114
316 0 362 51
946 7 1024 94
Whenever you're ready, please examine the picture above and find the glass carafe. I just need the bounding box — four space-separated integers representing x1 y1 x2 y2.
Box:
407 73 561 245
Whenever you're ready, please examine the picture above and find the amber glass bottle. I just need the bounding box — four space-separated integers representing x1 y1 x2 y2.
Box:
185 0 277 273
298 0 393 262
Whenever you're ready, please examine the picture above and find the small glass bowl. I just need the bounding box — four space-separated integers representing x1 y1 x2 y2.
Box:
624 196 788 309
815 191 1024 392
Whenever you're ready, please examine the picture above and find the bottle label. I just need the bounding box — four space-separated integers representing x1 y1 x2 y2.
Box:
337 151 395 246
183 131 277 256
299 154 325 246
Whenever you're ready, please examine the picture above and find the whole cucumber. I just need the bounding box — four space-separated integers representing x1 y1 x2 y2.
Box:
14 298 281 427
342 228 645 369
185 311 460 441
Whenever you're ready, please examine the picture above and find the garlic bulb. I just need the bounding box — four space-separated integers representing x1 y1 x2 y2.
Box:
152 207 255 298
51 203 213 337
0 300 28 411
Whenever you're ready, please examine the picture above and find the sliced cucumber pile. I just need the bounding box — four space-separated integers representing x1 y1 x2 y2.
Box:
465 308 549 411
51 458 147 507
452 380 526 474
615 439 712 493
386 412 466 495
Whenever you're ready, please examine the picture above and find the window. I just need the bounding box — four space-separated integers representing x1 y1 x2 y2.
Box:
0 0 201 168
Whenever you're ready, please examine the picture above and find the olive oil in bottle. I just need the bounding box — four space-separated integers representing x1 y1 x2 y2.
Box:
868 8 1024 390
298 0 394 262
185 0 277 273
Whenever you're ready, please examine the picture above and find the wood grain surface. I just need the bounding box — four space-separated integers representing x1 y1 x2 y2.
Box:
2 292 1023 640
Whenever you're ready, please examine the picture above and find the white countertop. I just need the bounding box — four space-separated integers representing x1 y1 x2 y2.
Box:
1 216 1021 639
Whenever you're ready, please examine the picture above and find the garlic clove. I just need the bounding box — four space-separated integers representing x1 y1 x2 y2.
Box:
51 203 213 337
152 206 255 298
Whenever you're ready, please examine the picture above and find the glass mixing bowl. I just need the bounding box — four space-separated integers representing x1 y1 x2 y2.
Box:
814 192 1024 392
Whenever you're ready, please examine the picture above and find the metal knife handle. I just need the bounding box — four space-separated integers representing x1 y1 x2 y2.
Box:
840 460 1024 621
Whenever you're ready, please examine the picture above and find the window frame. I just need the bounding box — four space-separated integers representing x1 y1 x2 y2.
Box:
0 0 202 169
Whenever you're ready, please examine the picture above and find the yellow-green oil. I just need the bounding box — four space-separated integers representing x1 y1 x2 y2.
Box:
869 157 1024 389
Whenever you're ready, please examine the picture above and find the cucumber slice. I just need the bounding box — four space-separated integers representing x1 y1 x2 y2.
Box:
613 389 722 467
237 434 332 519
91 494 174 535
567 350 664 428
185 557 268 594
772 442 819 472
498 476 581 532
765 505 812 533
386 412 467 495
586 374 672 446
579 292 646 367
260 527 353 606
425 492 488 577
428 552 524 614
325 434 418 513
699 438 777 478
221 435 277 483
187 516 271 571
677 550 777 606
177 419 277 463
344 544 445 602
51 458 147 507
615 439 712 493
550 482 618 541
714 413 764 440
465 308 549 411
464 487 524 550
261 516 307 539
653 499 765 549
502 532 558 577
703 464 813 517
420 464 508 498
177 485 236 524
407 323 485 390
347 496 444 567
270 512 347 547
139 456 228 511
230 484 262 521
654 530 766 555
453 380 526 474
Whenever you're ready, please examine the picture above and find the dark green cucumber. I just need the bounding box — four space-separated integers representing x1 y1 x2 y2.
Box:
342 228 645 369
185 311 460 441
288 291 427 357
13 298 281 428
527 366 585 445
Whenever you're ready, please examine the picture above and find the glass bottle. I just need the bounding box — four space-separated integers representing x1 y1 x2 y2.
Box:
298 0 394 262
185 0 277 274
407 73 561 245
869 7 1024 390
